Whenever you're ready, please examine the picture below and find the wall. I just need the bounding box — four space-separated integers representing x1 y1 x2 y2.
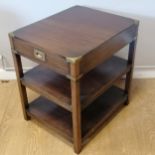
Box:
0 0 155 70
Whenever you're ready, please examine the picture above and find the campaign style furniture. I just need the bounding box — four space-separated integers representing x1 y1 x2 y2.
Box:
9 6 139 153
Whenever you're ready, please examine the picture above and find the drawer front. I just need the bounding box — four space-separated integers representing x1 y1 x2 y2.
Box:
13 38 69 76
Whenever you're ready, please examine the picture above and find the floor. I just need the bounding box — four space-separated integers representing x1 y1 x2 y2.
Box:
0 79 155 155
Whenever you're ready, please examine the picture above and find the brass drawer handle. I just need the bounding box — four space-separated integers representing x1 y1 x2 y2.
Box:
34 49 46 61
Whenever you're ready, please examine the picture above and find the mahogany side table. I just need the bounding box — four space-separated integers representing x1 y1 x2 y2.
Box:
9 6 139 154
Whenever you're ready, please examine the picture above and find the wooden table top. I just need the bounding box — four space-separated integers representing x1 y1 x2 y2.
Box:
13 6 136 58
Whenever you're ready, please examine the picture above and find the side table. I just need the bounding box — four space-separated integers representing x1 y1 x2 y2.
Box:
9 6 139 153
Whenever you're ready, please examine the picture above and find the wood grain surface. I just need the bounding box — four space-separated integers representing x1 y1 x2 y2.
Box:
12 6 138 77
13 6 135 58
0 79 154 155
25 86 127 145
21 56 130 111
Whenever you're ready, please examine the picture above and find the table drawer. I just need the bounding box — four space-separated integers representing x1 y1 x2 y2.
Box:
13 38 69 76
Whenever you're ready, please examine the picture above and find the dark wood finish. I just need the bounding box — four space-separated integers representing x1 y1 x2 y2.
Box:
26 86 127 145
21 56 130 111
9 6 139 154
13 38 69 76
21 66 72 111
9 34 30 120
80 24 138 75
11 6 138 78
26 97 73 142
12 6 135 57
125 39 138 104
80 56 130 109
70 60 82 153
82 86 127 144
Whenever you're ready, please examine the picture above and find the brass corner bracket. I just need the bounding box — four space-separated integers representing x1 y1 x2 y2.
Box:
66 56 82 64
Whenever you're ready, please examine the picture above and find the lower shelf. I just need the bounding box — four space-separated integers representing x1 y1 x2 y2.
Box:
26 86 127 144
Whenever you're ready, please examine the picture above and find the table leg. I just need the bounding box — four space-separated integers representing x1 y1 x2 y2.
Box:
70 62 82 154
125 39 137 105
9 33 30 120
12 53 30 120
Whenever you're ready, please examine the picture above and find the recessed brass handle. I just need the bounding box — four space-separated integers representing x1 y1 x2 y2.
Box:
34 49 46 61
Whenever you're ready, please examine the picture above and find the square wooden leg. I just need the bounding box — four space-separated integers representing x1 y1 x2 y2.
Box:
125 40 137 105
71 80 81 153
12 53 30 120
70 61 82 153
9 33 30 120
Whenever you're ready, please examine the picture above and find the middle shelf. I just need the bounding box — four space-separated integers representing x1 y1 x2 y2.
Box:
21 56 130 111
